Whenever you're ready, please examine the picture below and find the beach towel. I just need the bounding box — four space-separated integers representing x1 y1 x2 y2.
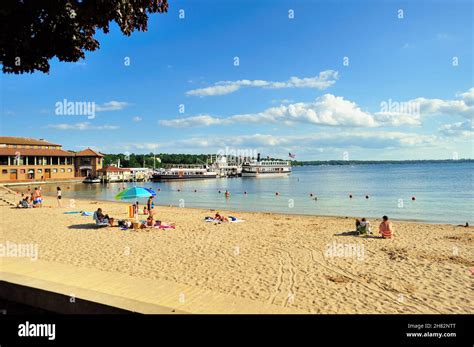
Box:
63 211 82 214
81 211 93 216
229 216 245 223
154 222 175 229
204 216 245 223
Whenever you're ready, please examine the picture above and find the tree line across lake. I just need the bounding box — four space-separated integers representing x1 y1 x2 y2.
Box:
102 153 472 168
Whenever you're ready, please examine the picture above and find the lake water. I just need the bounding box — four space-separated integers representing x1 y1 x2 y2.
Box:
33 162 473 224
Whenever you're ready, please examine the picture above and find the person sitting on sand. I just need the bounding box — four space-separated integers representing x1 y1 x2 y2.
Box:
96 208 111 225
214 212 228 222
356 217 372 235
17 196 31 208
379 215 394 238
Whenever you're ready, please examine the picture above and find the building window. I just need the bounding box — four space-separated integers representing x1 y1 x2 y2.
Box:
0 156 8 165
67 168 72 172
61 168 65 173
53 169 58 173
37 169 43 174
2 170 7 174
20 169 26 174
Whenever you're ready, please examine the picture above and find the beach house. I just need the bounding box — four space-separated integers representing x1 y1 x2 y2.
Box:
0 137 104 183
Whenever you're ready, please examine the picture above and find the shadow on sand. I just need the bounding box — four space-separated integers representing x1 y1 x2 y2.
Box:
334 230 382 239
68 224 106 230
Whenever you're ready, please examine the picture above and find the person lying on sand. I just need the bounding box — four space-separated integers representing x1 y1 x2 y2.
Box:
146 215 154 227
355 218 372 235
214 212 229 222
379 215 394 238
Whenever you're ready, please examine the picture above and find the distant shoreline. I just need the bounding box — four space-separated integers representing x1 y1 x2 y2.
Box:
291 159 473 166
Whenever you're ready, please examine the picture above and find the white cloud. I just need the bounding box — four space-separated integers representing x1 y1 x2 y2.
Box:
161 94 378 128
46 122 119 130
172 132 438 151
456 87 474 106
186 70 339 97
271 99 294 104
374 88 474 126
439 120 473 138
161 88 474 132
132 116 142 122
96 101 130 112
374 112 421 126
412 97 472 118
159 114 231 127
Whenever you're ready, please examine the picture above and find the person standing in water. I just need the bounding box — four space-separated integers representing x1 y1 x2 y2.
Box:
56 186 62 207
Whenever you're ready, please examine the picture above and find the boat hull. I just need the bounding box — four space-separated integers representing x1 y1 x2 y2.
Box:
82 179 101 184
151 174 217 181
241 171 291 178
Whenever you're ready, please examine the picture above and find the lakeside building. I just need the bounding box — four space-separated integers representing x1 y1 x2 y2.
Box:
97 166 131 182
0 137 103 183
74 148 104 178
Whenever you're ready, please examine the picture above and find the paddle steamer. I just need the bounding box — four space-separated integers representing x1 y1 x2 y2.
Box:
241 154 291 178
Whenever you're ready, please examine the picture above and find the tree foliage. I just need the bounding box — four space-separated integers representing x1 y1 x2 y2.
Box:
0 0 168 74
103 153 213 168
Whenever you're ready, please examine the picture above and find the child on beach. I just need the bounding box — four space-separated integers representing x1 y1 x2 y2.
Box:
355 218 372 235
379 216 394 238
56 186 62 207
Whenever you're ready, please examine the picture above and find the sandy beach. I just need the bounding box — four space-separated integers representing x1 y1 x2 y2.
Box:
1 189 473 314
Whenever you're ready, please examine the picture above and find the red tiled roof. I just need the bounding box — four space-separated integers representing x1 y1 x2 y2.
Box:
0 136 60 146
97 166 131 172
75 148 104 157
0 148 75 157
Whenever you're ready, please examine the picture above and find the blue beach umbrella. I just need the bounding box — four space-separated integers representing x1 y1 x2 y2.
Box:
115 187 156 200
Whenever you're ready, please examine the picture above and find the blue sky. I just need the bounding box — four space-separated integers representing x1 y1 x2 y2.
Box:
1 0 473 160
